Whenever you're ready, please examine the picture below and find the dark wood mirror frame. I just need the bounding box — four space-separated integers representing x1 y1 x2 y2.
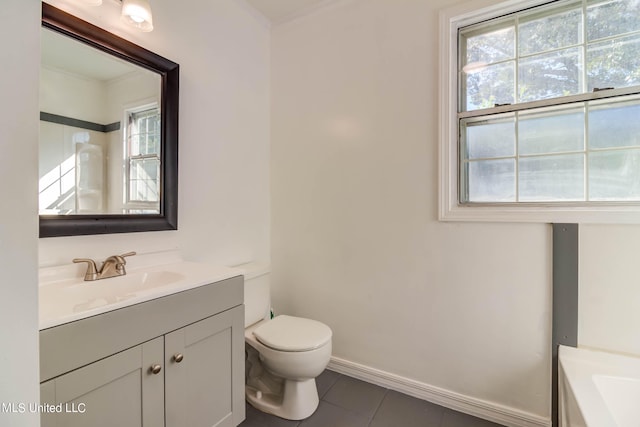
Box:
40 3 179 238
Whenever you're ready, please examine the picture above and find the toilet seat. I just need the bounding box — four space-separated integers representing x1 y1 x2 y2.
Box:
253 315 332 352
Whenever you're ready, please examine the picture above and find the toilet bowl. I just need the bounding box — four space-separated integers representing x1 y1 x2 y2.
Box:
245 315 332 420
236 263 332 420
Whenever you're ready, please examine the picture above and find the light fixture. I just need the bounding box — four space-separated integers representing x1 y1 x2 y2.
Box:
75 0 154 32
121 0 154 32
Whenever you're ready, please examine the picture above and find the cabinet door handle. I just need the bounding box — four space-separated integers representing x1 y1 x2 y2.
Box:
173 353 184 363
149 364 162 375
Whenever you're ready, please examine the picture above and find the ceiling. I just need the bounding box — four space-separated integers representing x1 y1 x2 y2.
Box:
244 0 332 25
41 27 140 82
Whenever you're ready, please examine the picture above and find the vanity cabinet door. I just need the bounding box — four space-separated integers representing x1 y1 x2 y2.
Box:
40 337 164 427
164 306 245 427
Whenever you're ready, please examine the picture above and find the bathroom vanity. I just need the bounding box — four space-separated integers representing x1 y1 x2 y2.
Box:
39 262 245 427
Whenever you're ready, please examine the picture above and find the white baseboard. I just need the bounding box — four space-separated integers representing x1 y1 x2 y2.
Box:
327 356 551 427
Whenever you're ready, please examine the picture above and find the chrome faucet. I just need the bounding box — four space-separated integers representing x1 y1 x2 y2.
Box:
73 252 136 281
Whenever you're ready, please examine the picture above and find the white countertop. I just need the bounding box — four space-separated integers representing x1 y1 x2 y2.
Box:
39 255 241 330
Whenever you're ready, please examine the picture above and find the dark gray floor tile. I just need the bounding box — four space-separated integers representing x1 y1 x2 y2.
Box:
299 401 369 427
315 369 341 398
369 390 445 427
322 375 387 419
441 409 506 427
239 402 301 427
240 375 508 427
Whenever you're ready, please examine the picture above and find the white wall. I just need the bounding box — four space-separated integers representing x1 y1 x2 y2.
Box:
40 68 109 214
271 0 552 421
579 224 640 357
0 1 41 425
39 0 270 268
105 70 160 124
1 0 267 423
40 66 108 123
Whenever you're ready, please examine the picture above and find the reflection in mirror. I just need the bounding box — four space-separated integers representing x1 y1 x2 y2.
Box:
40 27 162 215
40 3 179 237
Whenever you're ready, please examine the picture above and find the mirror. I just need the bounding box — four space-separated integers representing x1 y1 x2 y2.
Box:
40 3 179 237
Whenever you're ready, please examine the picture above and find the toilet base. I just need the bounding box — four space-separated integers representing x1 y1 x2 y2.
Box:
246 377 319 420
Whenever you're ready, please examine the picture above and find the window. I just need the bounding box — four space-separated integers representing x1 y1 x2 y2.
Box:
125 106 161 213
440 0 640 222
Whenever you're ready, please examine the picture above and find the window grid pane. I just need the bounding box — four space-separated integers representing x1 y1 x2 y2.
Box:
518 7 583 56
460 95 640 203
128 156 160 203
587 33 640 91
459 0 640 111
458 0 640 205
126 106 161 206
518 154 585 202
587 0 640 42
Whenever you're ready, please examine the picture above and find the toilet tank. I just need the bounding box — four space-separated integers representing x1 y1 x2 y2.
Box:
233 262 271 327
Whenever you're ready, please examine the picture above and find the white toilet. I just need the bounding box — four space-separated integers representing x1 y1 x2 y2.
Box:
238 263 332 420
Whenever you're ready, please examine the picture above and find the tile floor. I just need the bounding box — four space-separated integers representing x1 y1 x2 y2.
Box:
239 370 506 427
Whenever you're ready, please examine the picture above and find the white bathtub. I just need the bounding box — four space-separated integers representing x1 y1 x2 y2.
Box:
559 345 640 427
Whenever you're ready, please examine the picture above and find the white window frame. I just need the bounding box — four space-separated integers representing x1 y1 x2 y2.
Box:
439 0 640 223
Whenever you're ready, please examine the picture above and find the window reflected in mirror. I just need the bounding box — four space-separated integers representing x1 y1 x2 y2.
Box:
125 105 161 213
39 27 161 215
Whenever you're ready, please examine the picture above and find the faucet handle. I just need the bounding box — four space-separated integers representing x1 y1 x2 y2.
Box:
112 252 136 273
73 258 98 281
110 252 136 264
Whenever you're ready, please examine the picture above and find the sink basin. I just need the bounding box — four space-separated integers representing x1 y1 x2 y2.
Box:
90 270 186 293
39 260 240 330
41 270 185 313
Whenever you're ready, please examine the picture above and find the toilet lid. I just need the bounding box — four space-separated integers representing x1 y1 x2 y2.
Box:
253 315 332 352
